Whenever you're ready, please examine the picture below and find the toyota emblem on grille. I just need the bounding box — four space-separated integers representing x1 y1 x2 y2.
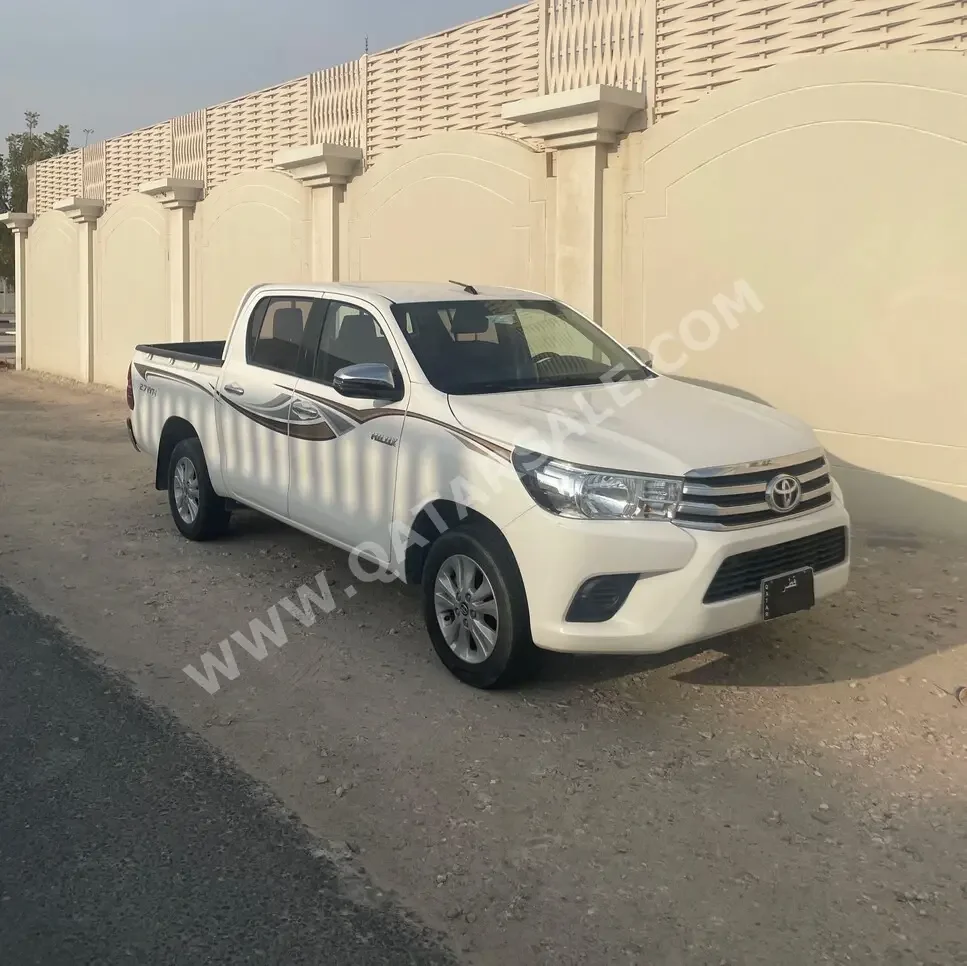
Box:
765 474 802 513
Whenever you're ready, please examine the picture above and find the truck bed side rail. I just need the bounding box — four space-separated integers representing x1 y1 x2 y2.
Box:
135 341 226 367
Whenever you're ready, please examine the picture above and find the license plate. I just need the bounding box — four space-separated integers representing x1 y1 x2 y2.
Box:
762 567 815 621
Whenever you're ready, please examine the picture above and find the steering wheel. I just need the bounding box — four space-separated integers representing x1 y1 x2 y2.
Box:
532 351 561 367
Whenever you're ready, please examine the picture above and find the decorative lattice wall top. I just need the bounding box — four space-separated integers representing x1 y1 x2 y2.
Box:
29 0 967 215
366 3 541 161
104 123 171 204
543 0 649 93
656 0 967 118
82 142 106 204
171 110 206 184
206 79 310 190
26 164 36 216
33 151 82 216
310 59 366 152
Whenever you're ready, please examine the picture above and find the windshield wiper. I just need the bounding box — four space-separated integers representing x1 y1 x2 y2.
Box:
448 369 650 394
535 375 603 388
607 367 654 382
448 380 541 395
536 371 649 388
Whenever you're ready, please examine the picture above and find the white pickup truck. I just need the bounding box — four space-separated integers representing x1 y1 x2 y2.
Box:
127 281 850 688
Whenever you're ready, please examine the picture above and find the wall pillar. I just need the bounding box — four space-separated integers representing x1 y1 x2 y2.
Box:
273 144 363 282
140 179 205 341
54 198 104 382
0 213 34 370
504 85 644 321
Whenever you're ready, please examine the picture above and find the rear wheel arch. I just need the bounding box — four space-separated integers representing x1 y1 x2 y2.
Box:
167 437 231 541
155 417 200 490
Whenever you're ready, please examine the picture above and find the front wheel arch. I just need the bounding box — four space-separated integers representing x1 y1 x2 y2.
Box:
403 500 521 588
422 521 537 688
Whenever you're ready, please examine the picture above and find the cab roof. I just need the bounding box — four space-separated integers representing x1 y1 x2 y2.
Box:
251 281 546 305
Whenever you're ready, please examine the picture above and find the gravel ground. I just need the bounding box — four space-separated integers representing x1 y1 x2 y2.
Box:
0 370 965 965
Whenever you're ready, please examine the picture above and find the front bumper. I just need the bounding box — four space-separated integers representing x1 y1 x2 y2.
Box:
503 500 851 654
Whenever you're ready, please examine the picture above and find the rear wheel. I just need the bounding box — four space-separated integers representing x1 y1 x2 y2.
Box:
422 523 537 689
167 438 231 541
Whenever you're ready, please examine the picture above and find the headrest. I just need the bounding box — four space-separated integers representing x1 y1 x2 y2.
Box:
335 312 369 336
450 303 490 336
410 308 452 344
273 307 304 345
334 314 379 347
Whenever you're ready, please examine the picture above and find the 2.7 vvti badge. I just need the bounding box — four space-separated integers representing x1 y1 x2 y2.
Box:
126 281 850 689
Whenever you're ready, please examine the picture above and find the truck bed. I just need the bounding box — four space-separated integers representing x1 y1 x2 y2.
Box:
135 341 226 367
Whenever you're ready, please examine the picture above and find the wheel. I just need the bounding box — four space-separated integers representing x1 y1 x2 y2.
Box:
167 437 231 541
422 523 537 689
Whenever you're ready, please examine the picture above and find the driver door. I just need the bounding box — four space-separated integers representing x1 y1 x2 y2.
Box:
288 299 407 561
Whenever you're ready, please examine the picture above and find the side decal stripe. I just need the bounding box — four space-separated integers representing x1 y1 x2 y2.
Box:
218 393 290 436
135 364 216 398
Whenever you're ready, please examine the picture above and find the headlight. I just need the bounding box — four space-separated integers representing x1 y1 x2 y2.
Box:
513 449 683 520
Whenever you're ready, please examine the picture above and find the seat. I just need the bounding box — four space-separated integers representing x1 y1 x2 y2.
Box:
319 313 396 383
253 306 304 372
496 321 536 379
407 309 456 383
273 307 305 345
449 304 527 384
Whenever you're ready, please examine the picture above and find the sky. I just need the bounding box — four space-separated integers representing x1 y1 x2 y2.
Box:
1 0 509 146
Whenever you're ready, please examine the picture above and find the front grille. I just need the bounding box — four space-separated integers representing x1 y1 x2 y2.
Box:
704 527 848 603
676 449 833 531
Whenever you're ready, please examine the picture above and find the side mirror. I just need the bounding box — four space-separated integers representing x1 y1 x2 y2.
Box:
628 346 654 368
333 363 401 400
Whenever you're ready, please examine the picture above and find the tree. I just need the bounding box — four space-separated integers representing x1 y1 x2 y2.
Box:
0 112 72 285
0 155 9 215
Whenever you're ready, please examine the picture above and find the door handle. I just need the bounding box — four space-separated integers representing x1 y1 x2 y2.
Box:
223 383 245 396
291 400 320 419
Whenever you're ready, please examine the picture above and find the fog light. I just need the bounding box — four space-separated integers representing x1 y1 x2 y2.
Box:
565 574 640 623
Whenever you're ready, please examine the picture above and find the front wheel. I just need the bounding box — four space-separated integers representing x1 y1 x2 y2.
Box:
167 438 231 541
422 523 537 689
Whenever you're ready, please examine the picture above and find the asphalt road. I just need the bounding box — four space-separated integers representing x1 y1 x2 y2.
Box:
0 585 456 966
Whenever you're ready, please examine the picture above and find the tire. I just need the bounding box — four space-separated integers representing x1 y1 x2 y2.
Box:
422 522 537 689
167 437 231 541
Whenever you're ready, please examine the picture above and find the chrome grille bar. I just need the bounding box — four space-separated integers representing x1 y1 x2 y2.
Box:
678 482 832 518
681 464 829 499
684 448 826 479
674 448 834 531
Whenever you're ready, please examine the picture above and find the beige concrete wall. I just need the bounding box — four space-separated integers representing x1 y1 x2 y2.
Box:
95 194 169 387
193 170 311 341
345 132 549 290
24 211 79 379
13 32 967 538
616 52 967 534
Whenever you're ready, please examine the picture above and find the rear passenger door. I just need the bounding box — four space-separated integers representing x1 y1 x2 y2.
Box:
288 298 407 562
216 296 322 518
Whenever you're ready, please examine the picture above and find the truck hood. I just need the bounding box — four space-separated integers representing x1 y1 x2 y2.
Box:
447 377 819 476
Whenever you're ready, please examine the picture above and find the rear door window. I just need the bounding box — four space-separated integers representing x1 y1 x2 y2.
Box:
247 298 317 376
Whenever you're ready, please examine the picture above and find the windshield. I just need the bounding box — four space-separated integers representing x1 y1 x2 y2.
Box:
390 299 650 395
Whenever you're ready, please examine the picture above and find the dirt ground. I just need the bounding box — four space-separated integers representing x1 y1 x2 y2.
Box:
1 370 965 965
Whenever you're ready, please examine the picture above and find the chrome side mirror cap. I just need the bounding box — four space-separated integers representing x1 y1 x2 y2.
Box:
333 363 401 400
